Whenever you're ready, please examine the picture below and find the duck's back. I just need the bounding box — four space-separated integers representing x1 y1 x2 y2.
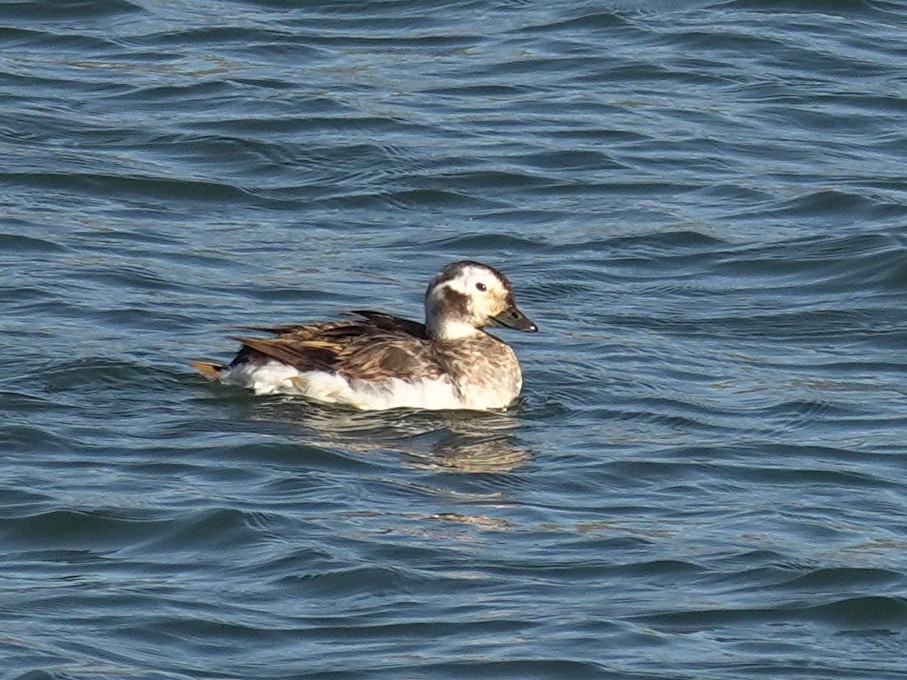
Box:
228 312 437 376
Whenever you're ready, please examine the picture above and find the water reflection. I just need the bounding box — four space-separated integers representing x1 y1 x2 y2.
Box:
248 398 530 473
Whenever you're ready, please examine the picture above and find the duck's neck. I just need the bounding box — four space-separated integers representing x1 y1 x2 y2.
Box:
426 314 482 341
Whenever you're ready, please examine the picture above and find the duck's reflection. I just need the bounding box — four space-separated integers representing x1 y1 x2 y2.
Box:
249 398 530 473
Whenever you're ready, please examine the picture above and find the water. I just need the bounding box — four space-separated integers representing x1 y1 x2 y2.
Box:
2 0 907 677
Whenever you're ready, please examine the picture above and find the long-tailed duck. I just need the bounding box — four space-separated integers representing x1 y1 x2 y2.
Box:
190 260 537 411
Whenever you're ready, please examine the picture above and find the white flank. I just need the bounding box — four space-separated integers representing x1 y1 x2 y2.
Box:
219 360 498 411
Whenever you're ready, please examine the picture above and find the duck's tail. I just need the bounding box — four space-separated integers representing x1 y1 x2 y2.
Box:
189 360 223 380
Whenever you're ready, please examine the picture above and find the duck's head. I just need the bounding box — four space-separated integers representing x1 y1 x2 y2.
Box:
424 260 538 340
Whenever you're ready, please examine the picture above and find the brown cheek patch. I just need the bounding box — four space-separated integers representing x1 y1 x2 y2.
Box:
437 287 471 317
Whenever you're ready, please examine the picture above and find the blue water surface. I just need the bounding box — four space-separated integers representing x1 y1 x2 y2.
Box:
2 0 907 678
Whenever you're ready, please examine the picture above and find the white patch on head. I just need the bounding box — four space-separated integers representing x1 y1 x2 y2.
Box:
425 263 509 340
443 264 506 300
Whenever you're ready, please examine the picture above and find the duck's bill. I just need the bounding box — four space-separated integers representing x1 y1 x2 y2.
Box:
491 306 538 332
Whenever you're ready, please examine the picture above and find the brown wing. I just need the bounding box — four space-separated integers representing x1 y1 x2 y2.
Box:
234 311 425 338
229 314 440 381
346 310 428 339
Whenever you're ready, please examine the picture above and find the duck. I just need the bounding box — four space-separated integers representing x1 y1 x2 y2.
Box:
190 260 538 411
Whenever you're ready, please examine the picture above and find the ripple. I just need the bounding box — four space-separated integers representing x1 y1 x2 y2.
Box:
806 595 907 629
2 508 169 550
0 0 141 21
633 594 907 633
0 232 66 252
0 425 74 453
779 567 904 591
38 358 150 392
138 507 267 553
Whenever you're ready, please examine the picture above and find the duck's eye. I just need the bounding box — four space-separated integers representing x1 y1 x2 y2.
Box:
476 282 487 292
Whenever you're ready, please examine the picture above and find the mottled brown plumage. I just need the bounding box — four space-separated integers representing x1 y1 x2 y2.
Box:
229 312 443 381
